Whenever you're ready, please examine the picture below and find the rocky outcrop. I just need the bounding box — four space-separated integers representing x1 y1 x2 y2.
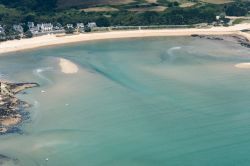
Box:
191 34 250 48
191 34 224 41
0 81 39 134
231 35 250 48
240 42 250 48
0 154 19 165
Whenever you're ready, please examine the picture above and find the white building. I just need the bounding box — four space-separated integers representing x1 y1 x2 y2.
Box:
28 22 39 34
76 23 85 32
0 25 4 34
66 24 74 29
87 22 97 28
76 23 84 29
37 23 53 32
28 22 35 29
54 23 63 30
0 25 5 40
13 24 24 33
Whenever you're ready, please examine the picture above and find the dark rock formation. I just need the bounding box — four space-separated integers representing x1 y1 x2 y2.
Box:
191 34 250 48
0 82 39 134
231 35 250 48
241 42 250 48
191 34 224 41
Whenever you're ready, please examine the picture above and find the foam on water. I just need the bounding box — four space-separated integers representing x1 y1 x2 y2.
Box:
160 46 181 62
33 67 53 84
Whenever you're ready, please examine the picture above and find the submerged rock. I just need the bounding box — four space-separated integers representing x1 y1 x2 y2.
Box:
0 81 39 134
191 34 223 41
191 34 250 48
240 42 250 48
0 154 19 165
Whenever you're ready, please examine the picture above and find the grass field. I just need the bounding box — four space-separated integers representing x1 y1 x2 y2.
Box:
58 0 235 10
82 6 119 12
57 0 135 8
145 0 158 3
179 2 196 8
128 6 167 12
200 0 234 4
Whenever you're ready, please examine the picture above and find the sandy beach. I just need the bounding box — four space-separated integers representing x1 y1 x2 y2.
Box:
235 63 250 69
0 23 250 54
59 58 79 74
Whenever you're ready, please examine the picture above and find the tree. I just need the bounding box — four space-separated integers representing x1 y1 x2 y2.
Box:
4 26 21 39
96 17 110 27
0 0 57 11
168 1 179 7
65 27 75 34
24 30 33 38
23 24 29 33
173 1 179 7
23 13 36 23
84 26 91 33
226 4 247 16
0 33 6 41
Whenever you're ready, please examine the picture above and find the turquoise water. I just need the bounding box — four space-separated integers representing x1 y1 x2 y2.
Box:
0 37 250 166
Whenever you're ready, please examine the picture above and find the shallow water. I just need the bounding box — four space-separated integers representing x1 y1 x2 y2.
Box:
0 37 250 166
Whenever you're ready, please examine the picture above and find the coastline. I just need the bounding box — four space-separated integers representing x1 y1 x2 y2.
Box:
0 82 39 134
0 24 250 54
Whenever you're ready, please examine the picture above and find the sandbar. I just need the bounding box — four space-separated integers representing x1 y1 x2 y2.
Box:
59 58 79 74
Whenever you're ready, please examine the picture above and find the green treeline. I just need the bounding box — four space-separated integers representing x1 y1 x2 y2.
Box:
0 0 57 11
225 2 249 16
0 0 249 27
109 8 216 26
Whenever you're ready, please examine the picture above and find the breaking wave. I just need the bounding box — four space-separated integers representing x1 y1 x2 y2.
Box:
160 46 182 62
33 67 53 84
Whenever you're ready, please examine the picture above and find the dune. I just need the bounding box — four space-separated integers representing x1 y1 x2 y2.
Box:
59 58 79 74
235 63 250 69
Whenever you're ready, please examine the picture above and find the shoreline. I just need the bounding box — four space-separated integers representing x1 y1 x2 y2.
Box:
0 82 39 134
0 24 250 54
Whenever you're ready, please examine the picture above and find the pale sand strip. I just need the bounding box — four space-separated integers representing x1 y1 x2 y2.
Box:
235 63 250 69
0 23 250 54
59 58 79 74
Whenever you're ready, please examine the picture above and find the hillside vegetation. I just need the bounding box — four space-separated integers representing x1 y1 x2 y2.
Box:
0 0 249 27
0 0 57 11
